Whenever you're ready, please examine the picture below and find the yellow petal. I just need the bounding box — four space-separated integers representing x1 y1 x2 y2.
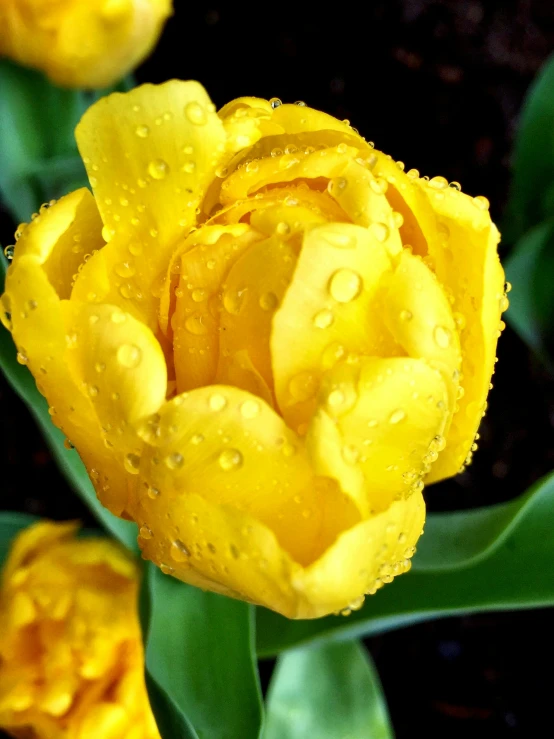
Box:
372 151 439 257
62 301 166 433
172 225 262 392
3 197 130 516
0 0 172 88
382 250 462 411
11 189 104 300
416 184 505 480
134 480 423 619
271 223 396 432
1 522 77 586
307 357 449 515
131 386 359 565
217 235 298 395
75 81 226 303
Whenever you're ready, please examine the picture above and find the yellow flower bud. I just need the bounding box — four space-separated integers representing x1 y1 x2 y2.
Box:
1 82 505 618
0 0 172 88
0 521 159 738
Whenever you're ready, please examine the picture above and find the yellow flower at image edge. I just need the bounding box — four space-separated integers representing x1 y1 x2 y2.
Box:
0 521 159 739
1 82 507 618
0 0 172 88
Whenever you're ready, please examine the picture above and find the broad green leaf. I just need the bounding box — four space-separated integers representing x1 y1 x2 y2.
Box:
146 568 263 739
145 673 200 739
262 640 393 739
504 220 554 369
0 60 88 222
0 512 37 567
257 470 554 656
503 53 554 243
0 259 137 551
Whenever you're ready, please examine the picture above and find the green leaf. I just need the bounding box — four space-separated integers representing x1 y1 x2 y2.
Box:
0 259 137 551
504 220 554 369
504 53 554 242
0 512 37 568
0 60 88 222
146 567 263 739
262 640 393 739
257 470 554 656
145 672 200 739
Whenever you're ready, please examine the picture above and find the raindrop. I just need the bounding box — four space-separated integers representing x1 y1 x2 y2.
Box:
185 101 208 125
117 343 142 368
147 159 169 180
389 408 406 424
218 448 243 471
329 269 362 303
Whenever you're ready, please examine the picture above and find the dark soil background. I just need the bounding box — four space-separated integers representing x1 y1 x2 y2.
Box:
2 1 554 736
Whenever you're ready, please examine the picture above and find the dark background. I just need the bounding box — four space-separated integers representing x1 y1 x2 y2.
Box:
2 1 554 736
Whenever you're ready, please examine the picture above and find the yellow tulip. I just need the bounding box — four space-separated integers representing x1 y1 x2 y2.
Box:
0 521 159 738
0 0 172 88
1 82 506 618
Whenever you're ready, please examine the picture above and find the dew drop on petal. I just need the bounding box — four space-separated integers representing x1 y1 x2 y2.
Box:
329 269 362 303
117 343 142 368
389 408 406 424
124 453 141 474
171 539 191 562
185 101 208 125
218 448 243 471
148 159 169 180
313 309 334 329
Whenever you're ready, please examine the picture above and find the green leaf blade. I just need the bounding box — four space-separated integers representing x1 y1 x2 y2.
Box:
262 641 393 739
146 569 263 739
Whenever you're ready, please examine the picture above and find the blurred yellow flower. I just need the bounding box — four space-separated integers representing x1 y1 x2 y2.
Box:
1 82 506 618
0 521 159 739
0 0 172 88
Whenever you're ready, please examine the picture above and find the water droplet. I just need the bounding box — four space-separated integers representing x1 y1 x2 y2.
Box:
191 433 204 445
165 452 184 470
329 269 362 303
259 291 278 311
215 165 228 178
115 261 135 278
185 101 208 125
429 176 448 189
321 231 356 249
327 177 347 196
139 525 153 540
313 309 334 329
288 371 317 402
321 342 346 369
191 288 206 303
135 124 150 138
473 195 490 210
275 221 290 236
269 97 282 109
433 325 451 349
88 385 99 397
371 222 389 242
124 453 141 474
148 159 169 180
171 539 190 562
117 343 142 368
400 309 413 322
327 389 346 408
240 399 260 419
449 181 462 191
185 313 209 335
223 287 248 315
4 245 14 260
505 281 512 293
218 448 243 471
294 100 307 106
342 444 360 465
160 563 174 575
147 485 160 499
389 408 406 424
209 393 227 411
